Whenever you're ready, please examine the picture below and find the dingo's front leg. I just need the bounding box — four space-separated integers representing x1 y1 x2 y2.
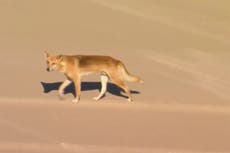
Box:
58 79 72 99
72 76 81 103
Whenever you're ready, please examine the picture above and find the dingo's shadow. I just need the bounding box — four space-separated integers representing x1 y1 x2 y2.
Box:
40 81 140 99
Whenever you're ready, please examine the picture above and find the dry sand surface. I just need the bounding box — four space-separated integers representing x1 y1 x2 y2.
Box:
0 0 230 152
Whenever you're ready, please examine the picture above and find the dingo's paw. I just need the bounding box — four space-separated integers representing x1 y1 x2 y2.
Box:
58 93 64 100
58 90 64 100
127 98 133 102
72 98 79 103
93 97 100 101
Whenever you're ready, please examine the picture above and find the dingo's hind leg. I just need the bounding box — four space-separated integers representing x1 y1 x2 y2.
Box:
94 74 108 101
109 74 133 102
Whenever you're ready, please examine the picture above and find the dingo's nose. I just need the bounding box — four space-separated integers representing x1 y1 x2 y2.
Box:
46 68 50 72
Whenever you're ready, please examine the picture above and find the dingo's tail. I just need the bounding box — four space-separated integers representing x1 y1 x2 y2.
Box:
118 62 143 83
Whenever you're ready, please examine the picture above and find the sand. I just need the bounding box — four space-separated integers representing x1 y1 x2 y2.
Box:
0 0 230 152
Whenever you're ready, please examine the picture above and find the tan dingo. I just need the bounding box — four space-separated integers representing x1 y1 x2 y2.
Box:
44 51 143 103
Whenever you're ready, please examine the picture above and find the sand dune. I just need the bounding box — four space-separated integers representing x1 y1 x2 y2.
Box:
0 0 230 152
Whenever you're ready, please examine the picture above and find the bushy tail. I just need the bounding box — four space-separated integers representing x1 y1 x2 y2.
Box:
118 62 143 83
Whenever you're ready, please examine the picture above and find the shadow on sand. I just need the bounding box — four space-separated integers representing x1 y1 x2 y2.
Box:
40 81 140 99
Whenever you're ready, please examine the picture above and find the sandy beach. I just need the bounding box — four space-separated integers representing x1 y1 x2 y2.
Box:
0 0 230 152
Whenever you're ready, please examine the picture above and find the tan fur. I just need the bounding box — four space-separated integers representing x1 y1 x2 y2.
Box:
44 51 143 102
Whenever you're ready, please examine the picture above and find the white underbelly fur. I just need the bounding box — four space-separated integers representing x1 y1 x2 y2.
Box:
79 72 95 77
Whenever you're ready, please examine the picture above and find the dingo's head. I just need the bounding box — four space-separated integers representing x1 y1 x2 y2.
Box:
44 51 63 72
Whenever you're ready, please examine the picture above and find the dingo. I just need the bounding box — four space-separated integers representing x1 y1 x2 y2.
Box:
44 51 143 103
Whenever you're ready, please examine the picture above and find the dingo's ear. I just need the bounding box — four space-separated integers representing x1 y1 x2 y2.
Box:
56 55 63 61
44 51 50 58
